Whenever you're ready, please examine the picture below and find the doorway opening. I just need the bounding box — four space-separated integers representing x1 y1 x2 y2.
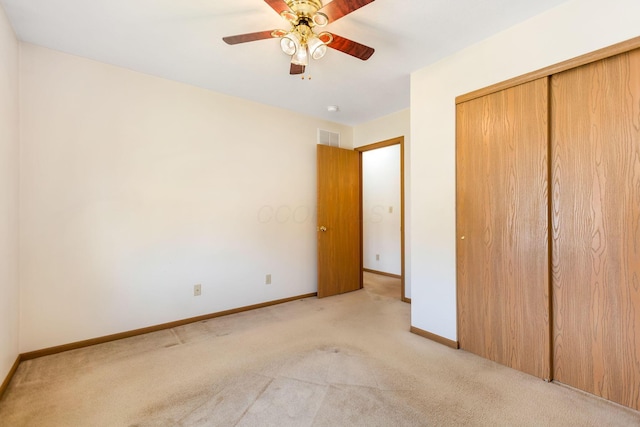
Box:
356 137 408 303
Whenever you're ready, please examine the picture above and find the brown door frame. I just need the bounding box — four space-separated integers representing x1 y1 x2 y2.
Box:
355 136 409 303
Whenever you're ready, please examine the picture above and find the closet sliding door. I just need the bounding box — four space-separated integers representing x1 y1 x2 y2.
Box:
457 78 551 379
551 48 640 410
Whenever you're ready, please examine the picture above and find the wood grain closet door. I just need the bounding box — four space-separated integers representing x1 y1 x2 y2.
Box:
457 78 551 379
551 48 640 410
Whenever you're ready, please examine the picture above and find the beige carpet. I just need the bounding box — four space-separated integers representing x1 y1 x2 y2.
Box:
361 271 401 300
1 274 639 426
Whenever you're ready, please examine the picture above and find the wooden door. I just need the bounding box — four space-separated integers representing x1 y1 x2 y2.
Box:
551 48 640 410
457 78 551 379
317 145 362 298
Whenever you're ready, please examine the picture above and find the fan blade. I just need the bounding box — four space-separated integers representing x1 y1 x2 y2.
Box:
264 0 290 15
290 63 305 75
327 34 375 60
223 30 277 45
319 0 375 23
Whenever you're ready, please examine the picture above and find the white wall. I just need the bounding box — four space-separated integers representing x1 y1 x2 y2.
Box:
0 3 19 381
18 44 353 352
362 145 401 275
353 109 410 149
410 0 640 341
354 109 411 298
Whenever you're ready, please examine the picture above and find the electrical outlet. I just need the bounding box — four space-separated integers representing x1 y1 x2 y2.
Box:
376 254 380 261
194 284 202 296
265 274 272 285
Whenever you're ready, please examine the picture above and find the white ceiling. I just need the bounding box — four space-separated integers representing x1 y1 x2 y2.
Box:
1 0 568 125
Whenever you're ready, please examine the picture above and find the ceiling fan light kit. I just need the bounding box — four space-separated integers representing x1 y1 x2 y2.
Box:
292 42 309 66
223 0 376 75
280 31 301 56
308 34 329 60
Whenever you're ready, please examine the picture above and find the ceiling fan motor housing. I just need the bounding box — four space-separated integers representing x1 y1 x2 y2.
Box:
286 0 323 18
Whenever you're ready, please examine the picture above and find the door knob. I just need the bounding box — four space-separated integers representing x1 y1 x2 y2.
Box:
319 226 327 232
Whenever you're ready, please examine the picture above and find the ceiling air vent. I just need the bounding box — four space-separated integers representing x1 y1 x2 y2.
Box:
318 129 340 147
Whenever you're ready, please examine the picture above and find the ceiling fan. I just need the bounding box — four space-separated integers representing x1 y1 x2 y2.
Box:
223 0 376 75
